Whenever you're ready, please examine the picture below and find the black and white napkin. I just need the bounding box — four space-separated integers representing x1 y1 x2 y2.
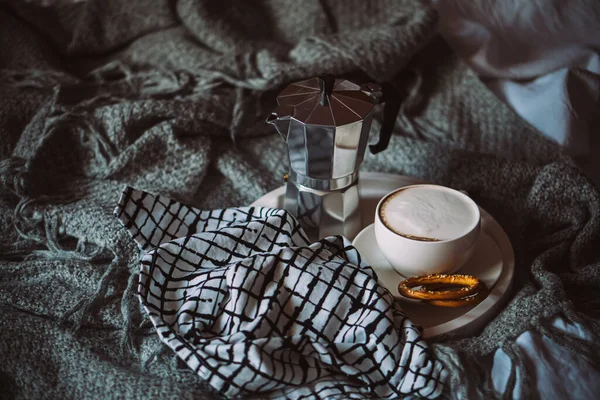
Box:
115 186 446 399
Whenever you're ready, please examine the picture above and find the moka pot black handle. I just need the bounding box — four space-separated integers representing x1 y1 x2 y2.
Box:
369 82 401 155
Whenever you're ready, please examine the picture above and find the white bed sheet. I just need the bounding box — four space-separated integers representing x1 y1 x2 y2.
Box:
433 0 600 188
492 317 600 399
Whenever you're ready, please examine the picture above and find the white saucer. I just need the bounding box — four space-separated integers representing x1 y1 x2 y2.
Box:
353 223 506 333
354 223 502 295
251 172 515 339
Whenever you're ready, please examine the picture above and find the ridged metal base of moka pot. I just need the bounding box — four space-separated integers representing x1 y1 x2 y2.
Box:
284 171 361 241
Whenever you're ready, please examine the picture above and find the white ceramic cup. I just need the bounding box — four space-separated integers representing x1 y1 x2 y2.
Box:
374 184 481 277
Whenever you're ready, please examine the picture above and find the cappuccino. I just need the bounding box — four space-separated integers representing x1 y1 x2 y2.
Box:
379 186 478 242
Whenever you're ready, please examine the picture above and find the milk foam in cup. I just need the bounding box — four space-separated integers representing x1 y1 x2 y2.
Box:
374 184 481 277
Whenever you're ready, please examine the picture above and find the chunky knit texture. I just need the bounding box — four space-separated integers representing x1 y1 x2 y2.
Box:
1 1 599 399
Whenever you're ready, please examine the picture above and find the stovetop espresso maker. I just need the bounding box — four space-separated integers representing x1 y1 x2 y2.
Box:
267 75 400 240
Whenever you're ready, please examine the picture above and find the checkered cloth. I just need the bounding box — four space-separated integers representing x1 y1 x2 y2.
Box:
114 186 446 399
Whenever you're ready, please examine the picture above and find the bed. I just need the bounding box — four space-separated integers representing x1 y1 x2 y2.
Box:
1 1 599 399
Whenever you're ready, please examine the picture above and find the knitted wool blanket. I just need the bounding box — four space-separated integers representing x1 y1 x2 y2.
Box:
1 1 599 399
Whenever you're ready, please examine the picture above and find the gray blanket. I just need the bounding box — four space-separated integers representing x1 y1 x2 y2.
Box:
1 1 599 399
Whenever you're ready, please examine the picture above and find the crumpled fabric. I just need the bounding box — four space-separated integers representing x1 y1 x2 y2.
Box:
115 186 447 399
433 0 600 185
